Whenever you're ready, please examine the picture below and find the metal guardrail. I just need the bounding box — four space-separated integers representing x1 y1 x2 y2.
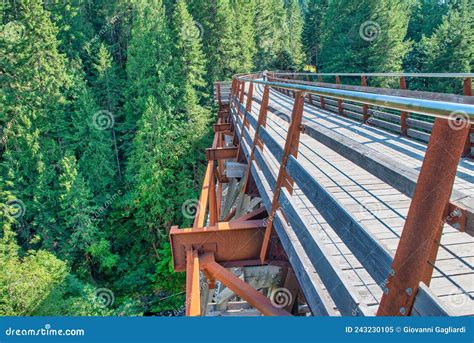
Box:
270 72 474 78
234 73 474 122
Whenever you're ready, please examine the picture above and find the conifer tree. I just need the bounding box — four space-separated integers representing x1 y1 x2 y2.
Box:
302 0 328 69
420 0 473 92
232 0 257 72
189 0 241 82
320 0 411 79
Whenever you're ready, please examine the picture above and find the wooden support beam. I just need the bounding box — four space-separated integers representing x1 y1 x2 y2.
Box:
199 253 291 316
206 147 238 160
377 118 470 316
400 76 409 136
185 248 201 316
260 91 305 263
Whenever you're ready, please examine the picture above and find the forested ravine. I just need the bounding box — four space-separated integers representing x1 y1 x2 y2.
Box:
1 0 472 316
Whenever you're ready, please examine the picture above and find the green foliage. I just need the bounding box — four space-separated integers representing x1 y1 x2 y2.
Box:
1 0 470 318
320 0 411 77
302 0 328 69
419 0 473 92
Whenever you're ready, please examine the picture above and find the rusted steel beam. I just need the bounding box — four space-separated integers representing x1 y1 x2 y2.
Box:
400 76 409 136
243 85 270 195
306 75 313 104
462 77 472 157
169 220 266 272
236 82 254 161
208 161 218 226
335 75 343 115
185 248 201 316
237 81 246 117
377 118 470 316
193 161 213 228
205 147 238 160
231 206 267 222
216 81 222 108
318 75 326 109
361 76 369 123
260 91 306 263
199 253 291 316
213 123 231 132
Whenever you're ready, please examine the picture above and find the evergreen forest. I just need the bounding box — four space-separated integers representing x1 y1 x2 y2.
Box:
1 0 472 316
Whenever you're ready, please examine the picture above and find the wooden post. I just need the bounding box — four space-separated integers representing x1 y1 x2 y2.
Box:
377 118 470 316
336 75 343 115
260 91 305 263
361 76 369 123
400 76 409 136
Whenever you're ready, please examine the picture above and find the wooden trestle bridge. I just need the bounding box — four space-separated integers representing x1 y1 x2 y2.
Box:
169 72 474 317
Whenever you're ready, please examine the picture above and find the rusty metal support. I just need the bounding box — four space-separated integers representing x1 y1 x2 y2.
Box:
199 253 291 316
213 123 231 132
317 75 326 109
170 220 266 272
335 75 343 115
260 91 306 263
242 85 270 194
236 82 254 161
400 76 409 136
462 77 472 157
216 81 222 109
377 118 470 316
206 147 238 160
185 248 201 316
361 76 369 123
193 161 213 228
208 161 217 226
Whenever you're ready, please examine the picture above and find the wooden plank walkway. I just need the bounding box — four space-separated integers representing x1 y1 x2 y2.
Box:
233 83 474 316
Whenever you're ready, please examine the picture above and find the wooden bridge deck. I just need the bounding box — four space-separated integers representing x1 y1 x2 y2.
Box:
232 82 474 316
